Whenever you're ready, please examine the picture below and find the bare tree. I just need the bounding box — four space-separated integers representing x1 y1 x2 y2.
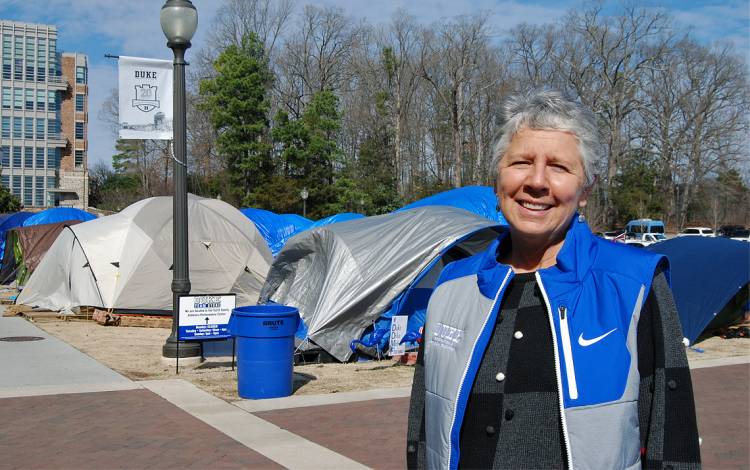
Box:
420 15 493 187
558 6 672 222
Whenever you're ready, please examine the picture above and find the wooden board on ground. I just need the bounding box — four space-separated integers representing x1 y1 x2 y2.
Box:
118 315 171 329
2 304 33 317
92 308 171 328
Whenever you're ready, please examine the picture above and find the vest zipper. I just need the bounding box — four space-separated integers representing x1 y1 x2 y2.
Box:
558 305 579 400
535 272 574 470
447 267 512 470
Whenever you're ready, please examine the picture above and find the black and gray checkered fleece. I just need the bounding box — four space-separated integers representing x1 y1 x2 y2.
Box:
407 266 701 469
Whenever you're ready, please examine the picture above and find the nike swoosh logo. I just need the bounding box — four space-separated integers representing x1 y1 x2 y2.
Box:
578 328 617 347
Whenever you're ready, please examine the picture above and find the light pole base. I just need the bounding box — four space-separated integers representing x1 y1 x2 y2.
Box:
162 337 202 358
161 355 203 367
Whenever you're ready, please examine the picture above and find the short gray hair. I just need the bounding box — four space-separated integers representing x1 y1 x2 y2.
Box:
491 90 601 187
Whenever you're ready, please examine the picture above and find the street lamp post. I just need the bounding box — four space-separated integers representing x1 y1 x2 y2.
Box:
160 0 201 360
300 187 308 218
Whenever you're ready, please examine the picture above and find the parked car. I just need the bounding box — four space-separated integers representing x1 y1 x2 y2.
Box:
625 233 666 247
599 230 626 241
625 219 665 240
677 227 715 237
718 225 747 238
729 228 750 242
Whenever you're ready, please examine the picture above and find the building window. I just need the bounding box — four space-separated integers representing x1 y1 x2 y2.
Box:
1 87 9 109
36 90 45 111
2 58 10 80
24 147 33 168
36 147 45 168
36 66 45 82
47 91 57 111
75 150 84 168
13 88 23 110
0 175 8 190
25 89 34 110
47 175 55 188
13 58 23 80
75 94 85 112
47 119 60 137
36 119 44 140
13 36 22 56
1 117 9 138
1 35 10 55
24 118 34 139
75 66 87 84
75 122 84 139
13 117 22 138
35 177 44 206
24 176 32 206
12 146 22 168
12 175 21 198
0 146 9 167
25 37 34 60
25 62 34 82
47 148 58 168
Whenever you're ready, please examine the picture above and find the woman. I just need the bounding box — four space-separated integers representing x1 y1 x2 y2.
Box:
406 90 700 470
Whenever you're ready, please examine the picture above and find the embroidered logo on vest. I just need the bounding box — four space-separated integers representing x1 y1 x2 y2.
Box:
431 322 464 350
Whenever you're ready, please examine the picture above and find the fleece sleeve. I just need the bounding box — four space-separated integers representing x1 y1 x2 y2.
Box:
406 339 427 469
637 267 702 469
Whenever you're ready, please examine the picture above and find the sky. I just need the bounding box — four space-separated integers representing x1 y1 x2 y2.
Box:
0 0 747 169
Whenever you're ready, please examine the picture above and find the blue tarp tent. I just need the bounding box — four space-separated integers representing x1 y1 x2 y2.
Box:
309 213 365 230
280 214 313 231
647 237 749 344
241 208 311 256
22 208 96 227
0 212 33 269
396 185 507 224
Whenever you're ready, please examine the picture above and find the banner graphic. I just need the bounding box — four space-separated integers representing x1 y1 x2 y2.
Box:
118 56 173 140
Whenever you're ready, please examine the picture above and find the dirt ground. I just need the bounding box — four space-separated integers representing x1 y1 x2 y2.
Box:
32 318 416 402
27 317 750 403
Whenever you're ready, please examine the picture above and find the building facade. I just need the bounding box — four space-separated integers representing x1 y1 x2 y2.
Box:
0 20 89 209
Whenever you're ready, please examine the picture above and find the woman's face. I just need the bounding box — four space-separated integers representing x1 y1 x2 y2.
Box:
497 128 589 246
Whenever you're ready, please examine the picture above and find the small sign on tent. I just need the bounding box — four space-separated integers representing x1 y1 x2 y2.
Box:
178 294 236 341
389 315 409 356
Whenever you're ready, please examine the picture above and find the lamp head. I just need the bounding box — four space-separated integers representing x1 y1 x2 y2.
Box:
160 0 198 48
300 188 309 200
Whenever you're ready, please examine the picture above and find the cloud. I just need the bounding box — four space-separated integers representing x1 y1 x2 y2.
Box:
670 1 749 56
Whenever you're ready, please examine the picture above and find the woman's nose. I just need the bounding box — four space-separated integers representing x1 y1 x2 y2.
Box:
525 162 549 191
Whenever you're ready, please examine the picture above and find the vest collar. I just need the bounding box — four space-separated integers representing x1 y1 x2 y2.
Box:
476 214 596 298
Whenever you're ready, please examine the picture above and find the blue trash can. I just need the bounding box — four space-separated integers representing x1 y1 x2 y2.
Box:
229 304 300 399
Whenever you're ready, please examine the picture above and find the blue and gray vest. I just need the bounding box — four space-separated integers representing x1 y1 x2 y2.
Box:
422 217 667 470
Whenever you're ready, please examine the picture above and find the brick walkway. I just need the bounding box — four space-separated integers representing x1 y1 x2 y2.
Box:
692 363 750 469
256 363 749 470
256 397 410 470
0 389 282 469
0 364 746 469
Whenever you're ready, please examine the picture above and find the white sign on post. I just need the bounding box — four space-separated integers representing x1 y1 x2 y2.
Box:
118 56 173 140
178 294 236 341
389 315 409 356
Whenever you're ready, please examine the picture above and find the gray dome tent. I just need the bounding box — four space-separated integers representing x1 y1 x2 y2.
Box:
17 194 272 312
260 206 503 361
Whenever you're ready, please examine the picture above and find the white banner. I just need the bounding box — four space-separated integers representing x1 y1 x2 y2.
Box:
118 56 173 140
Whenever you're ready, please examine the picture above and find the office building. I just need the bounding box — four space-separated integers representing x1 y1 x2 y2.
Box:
0 20 89 208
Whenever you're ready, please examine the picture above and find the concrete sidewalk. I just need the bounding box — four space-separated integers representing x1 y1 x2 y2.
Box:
1 316 748 469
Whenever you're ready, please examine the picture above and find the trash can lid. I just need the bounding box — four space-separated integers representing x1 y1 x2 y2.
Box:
232 304 299 318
